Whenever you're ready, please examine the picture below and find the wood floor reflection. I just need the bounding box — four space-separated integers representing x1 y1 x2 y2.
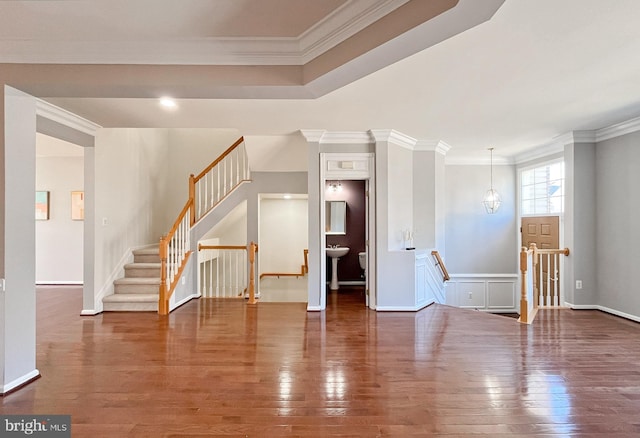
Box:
2 286 640 437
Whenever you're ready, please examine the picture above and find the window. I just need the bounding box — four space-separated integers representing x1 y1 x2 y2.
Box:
521 161 564 215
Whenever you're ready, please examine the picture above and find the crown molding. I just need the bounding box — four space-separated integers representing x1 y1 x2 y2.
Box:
414 140 452 155
596 115 640 142
445 155 513 166
35 99 102 136
369 129 416 150
300 0 410 63
300 129 327 143
301 130 374 144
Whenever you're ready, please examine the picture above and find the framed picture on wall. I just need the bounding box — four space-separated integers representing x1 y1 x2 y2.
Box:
35 191 50 220
71 191 84 220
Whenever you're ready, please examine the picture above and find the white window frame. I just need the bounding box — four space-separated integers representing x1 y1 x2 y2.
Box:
518 158 565 217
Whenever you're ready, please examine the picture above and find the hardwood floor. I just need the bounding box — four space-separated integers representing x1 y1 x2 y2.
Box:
2 286 640 437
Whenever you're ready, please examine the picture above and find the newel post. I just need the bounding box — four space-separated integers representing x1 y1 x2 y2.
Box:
159 236 169 315
247 241 258 305
189 174 196 226
529 243 538 307
519 246 529 323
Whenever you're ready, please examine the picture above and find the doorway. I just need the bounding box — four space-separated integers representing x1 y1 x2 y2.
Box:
325 180 367 305
521 216 560 305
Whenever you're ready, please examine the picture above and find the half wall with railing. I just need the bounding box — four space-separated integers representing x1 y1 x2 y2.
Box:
519 243 570 324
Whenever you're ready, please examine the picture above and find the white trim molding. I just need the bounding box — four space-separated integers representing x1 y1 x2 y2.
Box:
595 115 640 142
2 369 40 395
565 303 640 324
36 99 102 136
447 273 518 313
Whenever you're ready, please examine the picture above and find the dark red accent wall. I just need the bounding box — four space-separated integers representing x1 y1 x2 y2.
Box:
326 180 366 282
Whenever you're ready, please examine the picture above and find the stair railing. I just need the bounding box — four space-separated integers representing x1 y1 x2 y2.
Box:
158 136 251 314
519 243 570 324
189 136 250 226
260 248 309 279
159 199 193 315
431 250 450 282
198 242 258 304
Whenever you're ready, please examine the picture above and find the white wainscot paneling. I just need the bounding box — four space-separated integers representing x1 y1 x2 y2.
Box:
448 274 518 313
457 281 486 309
488 281 516 310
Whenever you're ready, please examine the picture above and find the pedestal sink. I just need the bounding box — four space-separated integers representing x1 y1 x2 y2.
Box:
326 247 349 290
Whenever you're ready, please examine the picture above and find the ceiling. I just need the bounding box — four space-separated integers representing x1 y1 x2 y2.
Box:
5 0 640 161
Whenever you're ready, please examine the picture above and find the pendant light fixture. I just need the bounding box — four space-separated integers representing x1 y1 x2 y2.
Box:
482 147 501 214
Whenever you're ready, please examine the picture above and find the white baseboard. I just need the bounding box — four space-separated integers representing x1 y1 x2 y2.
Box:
36 281 83 285
80 309 101 316
307 305 323 311
566 302 640 323
2 369 40 395
171 293 200 312
91 247 136 314
376 304 425 312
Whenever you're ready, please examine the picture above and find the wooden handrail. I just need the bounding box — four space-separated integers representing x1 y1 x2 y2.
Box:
167 199 192 238
535 247 570 256
159 198 194 315
194 136 244 183
431 250 450 282
260 248 309 279
198 244 247 251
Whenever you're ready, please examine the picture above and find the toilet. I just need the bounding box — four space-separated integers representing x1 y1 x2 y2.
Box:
358 252 367 276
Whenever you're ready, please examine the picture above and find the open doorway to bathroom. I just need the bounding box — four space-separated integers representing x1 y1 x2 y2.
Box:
325 180 367 305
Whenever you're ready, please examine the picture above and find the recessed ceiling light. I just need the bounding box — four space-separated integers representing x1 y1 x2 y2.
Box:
159 97 177 109
283 194 292 199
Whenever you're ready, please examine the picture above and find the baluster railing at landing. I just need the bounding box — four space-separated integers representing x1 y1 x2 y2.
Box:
519 243 570 324
198 242 258 304
190 137 250 226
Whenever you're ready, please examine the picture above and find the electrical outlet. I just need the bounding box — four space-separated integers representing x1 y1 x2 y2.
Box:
181 276 186 285
576 280 583 289
468 292 473 299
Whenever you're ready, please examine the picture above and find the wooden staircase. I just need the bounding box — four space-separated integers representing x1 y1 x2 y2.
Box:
102 247 161 312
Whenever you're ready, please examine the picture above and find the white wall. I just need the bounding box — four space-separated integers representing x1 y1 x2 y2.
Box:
596 132 640 317
1 86 39 393
166 129 241 227
259 198 308 274
93 128 170 307
387 144 414 250
413 150 436 249
445 164 517 274
35 154 84 283
201 200 247 245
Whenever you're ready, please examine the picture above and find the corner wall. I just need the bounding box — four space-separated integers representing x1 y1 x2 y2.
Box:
595 132 640 317
35 155 84 283
445 164 517 273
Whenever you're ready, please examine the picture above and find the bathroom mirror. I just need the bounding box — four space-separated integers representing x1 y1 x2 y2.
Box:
325 201 347 235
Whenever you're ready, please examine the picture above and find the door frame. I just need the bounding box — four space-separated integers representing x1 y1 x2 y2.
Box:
319 153 376 310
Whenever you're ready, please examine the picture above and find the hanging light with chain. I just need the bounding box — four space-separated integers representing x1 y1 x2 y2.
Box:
482 147 501 214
